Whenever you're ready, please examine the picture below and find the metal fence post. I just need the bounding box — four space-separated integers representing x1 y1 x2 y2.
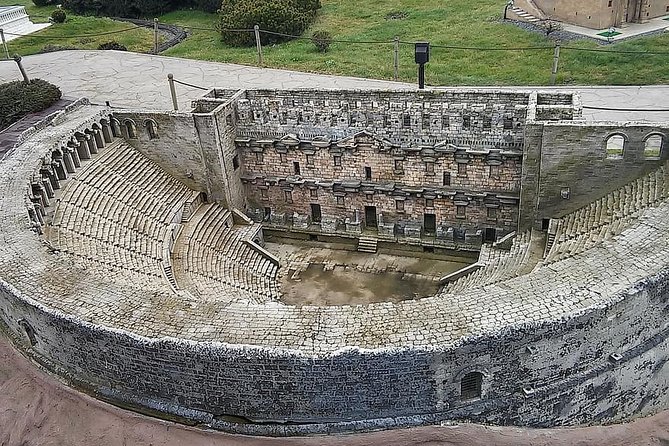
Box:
168 73 178 111
393 36 400 81
550 42 561 85
254 25 263 66
0 29 9 60
13 54 29 83
154 18 159 54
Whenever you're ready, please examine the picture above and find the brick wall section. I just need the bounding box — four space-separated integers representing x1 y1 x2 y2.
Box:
226 89 551 238
536 123 669 219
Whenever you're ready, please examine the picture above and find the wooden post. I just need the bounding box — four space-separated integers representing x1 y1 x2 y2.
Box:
393 36 400 81
13 54 29 83
153 18 159 54
0 29 9 60
168 73 178 111
254 25 263 66
550 42 560 85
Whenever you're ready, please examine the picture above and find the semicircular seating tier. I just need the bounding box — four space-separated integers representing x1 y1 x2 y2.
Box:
2 105 669 356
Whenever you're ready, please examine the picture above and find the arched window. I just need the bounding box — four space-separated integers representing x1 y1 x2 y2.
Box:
644 134 663 159
123 119 137 139
460 371 483 400
605 134 625 159
144 119 158 140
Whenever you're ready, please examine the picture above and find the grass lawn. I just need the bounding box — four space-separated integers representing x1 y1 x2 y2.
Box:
3 0 669 85
160 0 669 85
0 0 154 56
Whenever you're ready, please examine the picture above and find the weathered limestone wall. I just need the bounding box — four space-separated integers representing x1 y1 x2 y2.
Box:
113 112 208 193
212 95 246 210
234 89 534 147
227 89 560 240
1 265 667 434
534 123 668 220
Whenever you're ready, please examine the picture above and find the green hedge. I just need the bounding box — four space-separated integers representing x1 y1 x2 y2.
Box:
0 79 62 131
220 0 320 46
61 0 221 18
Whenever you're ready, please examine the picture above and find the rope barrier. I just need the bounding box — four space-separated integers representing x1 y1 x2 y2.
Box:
172 78 209 90
1 26 143 39
582 105 669 112
3 21 669 56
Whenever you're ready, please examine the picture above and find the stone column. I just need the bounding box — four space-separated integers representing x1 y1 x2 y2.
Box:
62 150 76 174
32 183 50 208
67 144 81 168
41 177 54 198
93 128 105 149
76 136 91 160
53 160 68 181
85 134 98 155
101 122 113 143
41 167 60 190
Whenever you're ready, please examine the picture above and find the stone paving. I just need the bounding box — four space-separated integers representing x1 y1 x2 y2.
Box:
2 103 669 355
1 51 668 122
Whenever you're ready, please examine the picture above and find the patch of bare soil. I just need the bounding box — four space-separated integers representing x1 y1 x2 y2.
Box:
1 334 668 446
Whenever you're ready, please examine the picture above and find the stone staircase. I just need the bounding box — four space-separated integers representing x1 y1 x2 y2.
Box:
357 236 378 253
511 6 541 23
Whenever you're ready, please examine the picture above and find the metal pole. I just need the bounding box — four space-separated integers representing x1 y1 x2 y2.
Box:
0 29 9 60
154 18 159 54
550 42 560 85
254 25 263 66
13 54 29 83
168 73 178 111
393 36 399 81
418 64 425 89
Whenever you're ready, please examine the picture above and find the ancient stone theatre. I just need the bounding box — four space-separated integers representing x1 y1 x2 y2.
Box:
0 88 667 435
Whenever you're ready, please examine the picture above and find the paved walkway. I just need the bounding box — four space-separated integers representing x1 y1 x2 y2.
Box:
0 50 668 121
561 15 669 42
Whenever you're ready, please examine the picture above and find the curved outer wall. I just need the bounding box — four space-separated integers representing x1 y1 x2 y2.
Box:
1 270 668 434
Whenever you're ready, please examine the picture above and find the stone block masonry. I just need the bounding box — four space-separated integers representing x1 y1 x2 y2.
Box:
0 90 668 436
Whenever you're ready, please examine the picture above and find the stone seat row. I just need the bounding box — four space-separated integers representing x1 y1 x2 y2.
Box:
48 141 196 286
443 230 531 294
546 162 669 263
53 226 163 276
177 204 279 303
76 164 191 224
70 143 192 213
52 201 165 260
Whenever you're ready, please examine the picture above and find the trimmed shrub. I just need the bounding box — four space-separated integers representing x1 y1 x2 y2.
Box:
192 0 221 13
51 9 67 23
39 44 78 53
0 79 62 130
220 0 320 47
62 0 181 18
98 41 128 51
61 0 107 15
311 30 331 52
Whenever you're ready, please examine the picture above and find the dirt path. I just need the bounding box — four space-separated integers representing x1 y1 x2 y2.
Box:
1 334 668 446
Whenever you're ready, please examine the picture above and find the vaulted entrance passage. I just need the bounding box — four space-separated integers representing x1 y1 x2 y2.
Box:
424 213 436 234
365 206 377 228
310 203 321 223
